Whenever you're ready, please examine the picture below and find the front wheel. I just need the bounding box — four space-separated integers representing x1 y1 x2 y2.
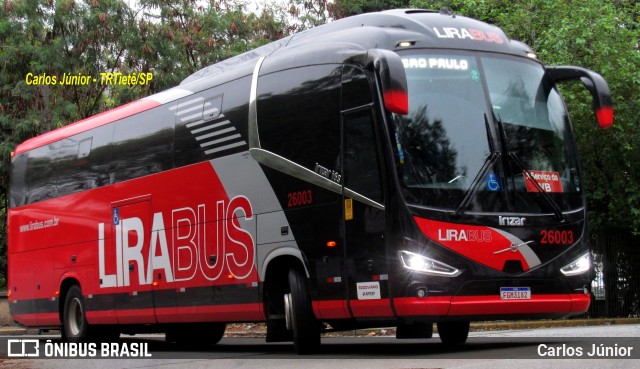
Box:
437 321 470 345
286 268 320 354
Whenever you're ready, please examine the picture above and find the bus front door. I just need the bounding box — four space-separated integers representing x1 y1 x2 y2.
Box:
341 108 391 318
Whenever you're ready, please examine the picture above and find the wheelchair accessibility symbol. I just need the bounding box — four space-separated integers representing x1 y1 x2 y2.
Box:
113 208 120 225
486 173 500 191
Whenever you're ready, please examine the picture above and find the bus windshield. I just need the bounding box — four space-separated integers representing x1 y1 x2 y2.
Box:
393 51 583 213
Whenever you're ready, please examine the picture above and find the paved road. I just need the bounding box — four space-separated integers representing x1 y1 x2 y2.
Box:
1 325 639 368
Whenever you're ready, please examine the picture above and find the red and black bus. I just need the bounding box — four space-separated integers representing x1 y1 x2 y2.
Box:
8 9 613 353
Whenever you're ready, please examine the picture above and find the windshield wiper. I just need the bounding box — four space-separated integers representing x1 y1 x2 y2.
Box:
452 115 500 219
495 117 564 222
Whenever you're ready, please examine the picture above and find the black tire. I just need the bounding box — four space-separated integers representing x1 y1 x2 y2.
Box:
287 268 320 354
62 285 89 343
437 321 470 345
166 323 226 346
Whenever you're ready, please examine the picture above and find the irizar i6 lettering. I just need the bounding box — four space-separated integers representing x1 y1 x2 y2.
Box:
8 9 612 353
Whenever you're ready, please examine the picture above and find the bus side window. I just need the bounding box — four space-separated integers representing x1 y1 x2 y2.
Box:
174 81 248 167
342 65 373 110
55 124 114 197
343 109 383 204
258 65 342 174
112 108 174 183
9 153 28 208
341 67 382 203
24 145 56 204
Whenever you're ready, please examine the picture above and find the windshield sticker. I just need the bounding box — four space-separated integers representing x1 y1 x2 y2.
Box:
402 58 469 71
524 170 563 193
470 69 480 82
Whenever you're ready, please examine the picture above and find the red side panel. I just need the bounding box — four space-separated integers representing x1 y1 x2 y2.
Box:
314 300 350 320
349 299 394 318
9 161 261 326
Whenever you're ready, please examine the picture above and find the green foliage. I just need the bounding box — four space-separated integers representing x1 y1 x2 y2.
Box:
0 0 292 289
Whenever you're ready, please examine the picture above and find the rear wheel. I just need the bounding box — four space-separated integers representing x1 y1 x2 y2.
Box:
63 285 89 343
437 321 470 345
286 268 320 354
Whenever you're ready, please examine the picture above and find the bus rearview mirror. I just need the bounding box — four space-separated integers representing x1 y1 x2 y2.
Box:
365 49 409 115
546 66 614 129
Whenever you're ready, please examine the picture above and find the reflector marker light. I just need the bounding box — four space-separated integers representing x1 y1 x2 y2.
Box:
596 106 614 129
327 276 342 283
384 90 409 115
371 274 388 281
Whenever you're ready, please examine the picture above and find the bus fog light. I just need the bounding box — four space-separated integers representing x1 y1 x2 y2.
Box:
560 252 591 276
399 251 461 277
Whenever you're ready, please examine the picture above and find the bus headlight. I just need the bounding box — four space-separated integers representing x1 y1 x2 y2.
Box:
399 251 461 277
560 252 591 276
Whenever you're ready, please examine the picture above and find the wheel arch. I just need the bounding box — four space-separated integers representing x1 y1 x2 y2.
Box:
58 276 82 324
261 246 309 281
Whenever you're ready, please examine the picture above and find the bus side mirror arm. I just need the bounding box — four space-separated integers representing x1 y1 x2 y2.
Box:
546 66 614 129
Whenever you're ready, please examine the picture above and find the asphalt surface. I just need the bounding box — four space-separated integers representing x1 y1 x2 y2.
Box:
0 324 638 368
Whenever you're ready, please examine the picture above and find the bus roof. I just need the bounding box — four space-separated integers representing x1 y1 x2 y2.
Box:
182 9 532 85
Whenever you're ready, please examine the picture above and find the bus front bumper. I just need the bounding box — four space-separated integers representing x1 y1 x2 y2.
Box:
393 293 591 321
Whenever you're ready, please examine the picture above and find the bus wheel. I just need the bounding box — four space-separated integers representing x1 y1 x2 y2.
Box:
63 285 89 343
437 321 470 345
286 268 320 354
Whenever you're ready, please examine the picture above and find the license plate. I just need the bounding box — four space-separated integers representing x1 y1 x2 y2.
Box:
500 287 531 300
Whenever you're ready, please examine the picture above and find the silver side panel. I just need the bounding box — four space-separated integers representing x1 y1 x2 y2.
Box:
210 153 302 280
248 56 266 149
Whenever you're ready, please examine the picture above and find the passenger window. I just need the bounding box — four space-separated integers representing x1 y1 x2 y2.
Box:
55 124 113 197
24 145 56 203
342 66 373 110
343 109 383 204
10 153 28 207
112 108 173 182
258 65 342 174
